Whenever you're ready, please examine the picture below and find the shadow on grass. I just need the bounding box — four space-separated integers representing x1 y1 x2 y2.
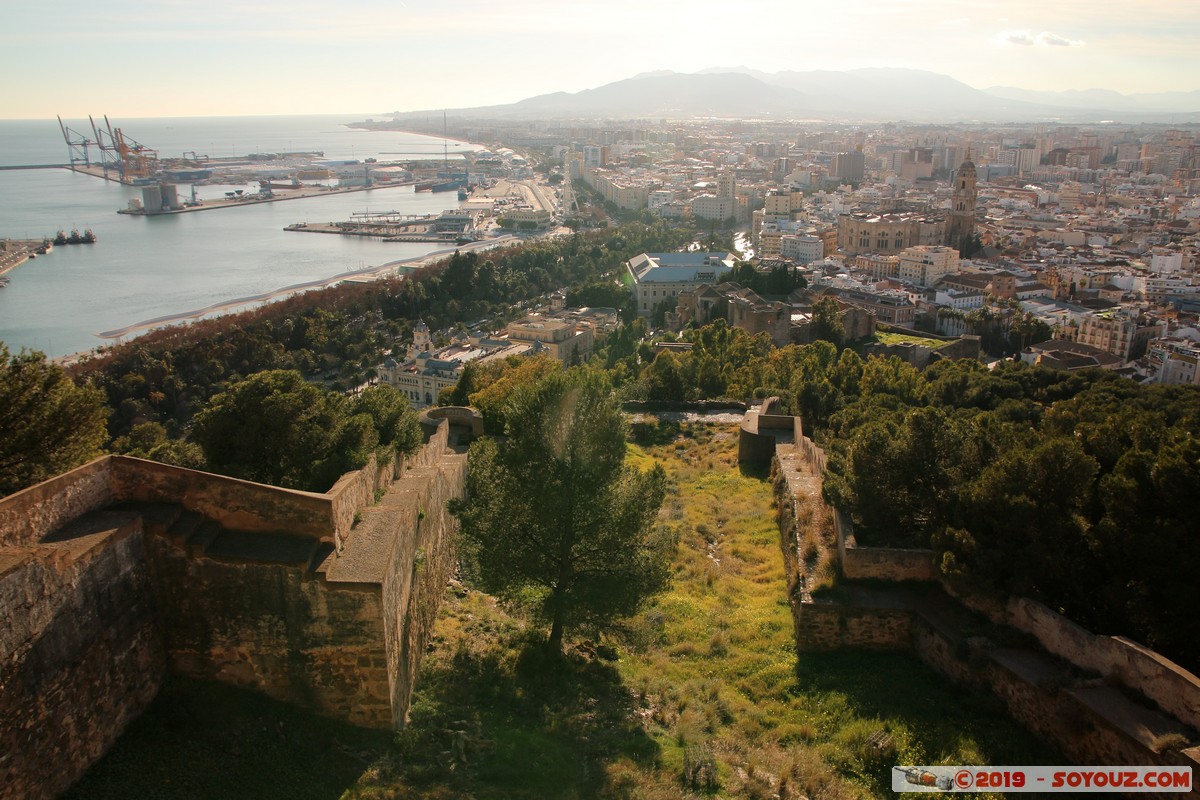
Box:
738 460 772 480
375 633 659 800
628 419 683 447
62 677 389 800
793 650 1063 794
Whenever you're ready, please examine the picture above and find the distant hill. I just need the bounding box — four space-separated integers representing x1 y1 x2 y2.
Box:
388 68 1200 123
984 85 1200 115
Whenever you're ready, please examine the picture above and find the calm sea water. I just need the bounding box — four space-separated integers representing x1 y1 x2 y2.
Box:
0 115 474 357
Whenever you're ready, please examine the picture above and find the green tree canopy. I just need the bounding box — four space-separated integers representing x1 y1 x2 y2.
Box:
190 370 420 492
452 369 671 653
0 344 109 497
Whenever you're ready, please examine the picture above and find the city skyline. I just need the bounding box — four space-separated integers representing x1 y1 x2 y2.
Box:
1 0 1198 119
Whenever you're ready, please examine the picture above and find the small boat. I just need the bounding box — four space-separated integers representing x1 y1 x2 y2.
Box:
67 230 83 244
81 229 96 243
54 230 67 246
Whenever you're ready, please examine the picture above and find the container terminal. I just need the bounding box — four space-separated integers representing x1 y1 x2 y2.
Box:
55 114 485 217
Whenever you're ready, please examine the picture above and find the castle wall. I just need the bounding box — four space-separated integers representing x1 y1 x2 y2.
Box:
0 417 470 798
378 456 467 726
147 538 395 727
0 457 114 548
110 456 335 540
997 596 1200 732
775 430 1200 791
0 512 166 800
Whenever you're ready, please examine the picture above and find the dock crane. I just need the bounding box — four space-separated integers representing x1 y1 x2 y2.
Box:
89 116 123 180
113 126 159 180
56 116 94 170
88 115 159 182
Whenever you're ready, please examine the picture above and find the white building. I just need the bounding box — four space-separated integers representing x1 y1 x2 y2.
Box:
780 234 825 265
627 252 738 317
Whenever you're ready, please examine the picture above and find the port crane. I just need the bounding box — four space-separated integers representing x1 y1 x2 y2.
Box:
88 115 159 182
56 116 94 170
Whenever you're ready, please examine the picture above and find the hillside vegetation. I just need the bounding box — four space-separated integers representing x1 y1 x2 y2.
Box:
347 423 1050 799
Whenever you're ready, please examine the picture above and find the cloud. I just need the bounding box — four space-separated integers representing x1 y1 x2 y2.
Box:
1038 31 1084 47
996 29 1085 47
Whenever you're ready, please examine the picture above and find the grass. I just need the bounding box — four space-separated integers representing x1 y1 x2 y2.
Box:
349 422 1055 799
874 331 956 349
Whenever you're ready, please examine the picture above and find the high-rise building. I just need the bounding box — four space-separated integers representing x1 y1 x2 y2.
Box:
717 171 736 200
833 148 865 182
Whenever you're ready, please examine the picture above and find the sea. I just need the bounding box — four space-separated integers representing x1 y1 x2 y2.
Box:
0 115 477 358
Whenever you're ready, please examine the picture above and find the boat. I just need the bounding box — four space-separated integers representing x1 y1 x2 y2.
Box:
81 229 96 243
415 181 435 192
457 187 470 201
431 179 466 193
67 230 83 244
53 230 67 246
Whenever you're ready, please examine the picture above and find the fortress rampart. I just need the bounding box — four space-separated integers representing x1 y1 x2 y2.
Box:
770 411 1200 795
0 420 465 800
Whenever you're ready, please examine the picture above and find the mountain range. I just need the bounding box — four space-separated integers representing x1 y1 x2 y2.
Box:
391 68 1200 124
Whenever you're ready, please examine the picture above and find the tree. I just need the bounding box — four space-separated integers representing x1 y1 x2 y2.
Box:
810 296 845 346
452 370 671 653
189 370 420 492
0 344 109 497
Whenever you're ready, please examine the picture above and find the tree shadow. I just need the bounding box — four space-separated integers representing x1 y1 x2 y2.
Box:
388 632 659 800
628 419 682 447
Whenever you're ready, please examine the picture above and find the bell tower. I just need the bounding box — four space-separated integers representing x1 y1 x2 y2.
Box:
947 151 977 253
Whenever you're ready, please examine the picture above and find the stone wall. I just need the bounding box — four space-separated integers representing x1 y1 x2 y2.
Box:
110 456 335 540
377 456 467 726
0 458 114 548
793 600 913 651
1002 596 1200 733
327 454 400 552
779 414 1200 788
0 512 166 800
0 417 470 797
144 530 394 728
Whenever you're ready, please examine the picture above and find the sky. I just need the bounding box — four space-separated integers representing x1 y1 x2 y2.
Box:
2 0 1197 119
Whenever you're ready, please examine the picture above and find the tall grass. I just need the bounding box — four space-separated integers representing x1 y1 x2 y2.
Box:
347 421 1054 799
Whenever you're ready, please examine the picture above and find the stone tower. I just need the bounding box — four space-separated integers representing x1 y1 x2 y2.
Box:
946 153 977 253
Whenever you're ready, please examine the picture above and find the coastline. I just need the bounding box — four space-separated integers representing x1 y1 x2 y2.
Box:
346 123 476 148
84 235 518 346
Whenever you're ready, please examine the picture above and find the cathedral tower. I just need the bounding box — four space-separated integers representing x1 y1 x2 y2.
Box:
946 153 977 253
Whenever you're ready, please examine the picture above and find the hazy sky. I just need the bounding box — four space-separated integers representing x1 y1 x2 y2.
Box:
2 0 1196 119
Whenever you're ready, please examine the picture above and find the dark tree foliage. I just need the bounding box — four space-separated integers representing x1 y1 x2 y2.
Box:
452 370 671 653
810 296 846 347
729 261 806 296
190 371 419 492
0 344 109 497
